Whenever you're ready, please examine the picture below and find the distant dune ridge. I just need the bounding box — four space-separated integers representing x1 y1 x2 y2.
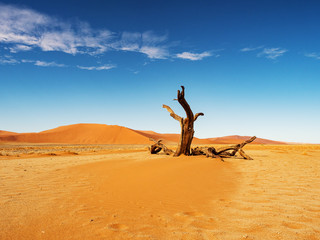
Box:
0 130 19 136
0 123 286 144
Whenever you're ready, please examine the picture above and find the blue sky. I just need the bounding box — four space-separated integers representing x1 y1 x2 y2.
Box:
0 0 320 143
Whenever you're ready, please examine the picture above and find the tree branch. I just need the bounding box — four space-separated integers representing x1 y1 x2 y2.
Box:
177 86 194 121
149 138 174 155
162 104 183 122
239 136 256 148
194 112 204 121
238 149 253 160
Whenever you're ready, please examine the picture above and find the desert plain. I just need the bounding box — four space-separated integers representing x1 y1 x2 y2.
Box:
1 125 320 240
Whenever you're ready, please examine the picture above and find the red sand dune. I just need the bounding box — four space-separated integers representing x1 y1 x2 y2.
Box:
0 130 18 136
0 124 150 144
0 123 286 144
205 135 286 145
134 130 181 143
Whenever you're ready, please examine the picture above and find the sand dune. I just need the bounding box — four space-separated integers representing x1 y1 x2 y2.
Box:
134 130 181 143
0 124 150 144
0 123 287 145
206 135 286 144
0 130 18 136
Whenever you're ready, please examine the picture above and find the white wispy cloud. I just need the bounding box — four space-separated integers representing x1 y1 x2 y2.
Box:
305 52 320 60
140 45 168 59
240 46 263 52
114 31 169 59
258 47 287 59
77 64 116 70
0 3 171 59
9 44 33 53
0 4 48 46
34 60 66 67
117 32 141 51
19 59 66 67
0 3 113 55
0 55 19 64
176 51 212 61
240 46 287 60
142 31 168 45
21 59 34 63
1 3 217 63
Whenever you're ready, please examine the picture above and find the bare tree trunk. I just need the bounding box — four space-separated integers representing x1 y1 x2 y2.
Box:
163 86 203 156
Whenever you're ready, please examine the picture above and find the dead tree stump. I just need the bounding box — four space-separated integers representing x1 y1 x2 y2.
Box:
163 86 203 156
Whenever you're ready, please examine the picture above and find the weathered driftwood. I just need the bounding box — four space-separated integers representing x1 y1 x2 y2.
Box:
163 86 203 156
148 138 174 155
149 136 256 161
191 136 256 160
216 136 256 159
191 146 224 161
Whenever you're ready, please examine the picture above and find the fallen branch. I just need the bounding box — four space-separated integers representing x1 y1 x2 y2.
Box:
148 138 174 155
149 136 256 160
216 136 256 159
190 136 256 161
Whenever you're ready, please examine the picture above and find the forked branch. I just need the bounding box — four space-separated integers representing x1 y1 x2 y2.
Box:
177 86 194 121
162 86 204 156
162 104 182 123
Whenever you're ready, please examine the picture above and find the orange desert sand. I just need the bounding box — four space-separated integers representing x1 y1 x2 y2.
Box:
1 124 320 239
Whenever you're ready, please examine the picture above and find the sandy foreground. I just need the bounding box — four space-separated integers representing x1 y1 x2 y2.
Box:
1 144 320 240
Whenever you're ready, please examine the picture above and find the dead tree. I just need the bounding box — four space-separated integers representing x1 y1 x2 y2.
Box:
148 86 256 160
163 86 204 156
